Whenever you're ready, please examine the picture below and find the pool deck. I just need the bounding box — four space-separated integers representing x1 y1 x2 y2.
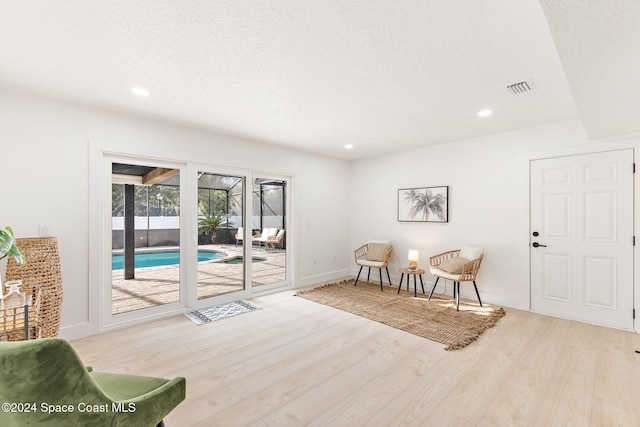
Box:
111 244 285 315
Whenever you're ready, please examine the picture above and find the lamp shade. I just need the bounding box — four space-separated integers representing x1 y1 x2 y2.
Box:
408 249 419 262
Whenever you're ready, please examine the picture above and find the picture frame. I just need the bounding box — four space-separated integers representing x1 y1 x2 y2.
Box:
398 186 448 222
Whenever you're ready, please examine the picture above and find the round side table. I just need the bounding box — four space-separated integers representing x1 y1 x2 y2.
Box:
397 268 426 297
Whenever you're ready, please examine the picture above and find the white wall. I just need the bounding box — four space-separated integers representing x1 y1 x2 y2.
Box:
4 87 639 338
0 89 351 338
349 119 608 310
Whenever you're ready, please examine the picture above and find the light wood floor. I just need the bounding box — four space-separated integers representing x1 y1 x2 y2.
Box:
71 288 640 426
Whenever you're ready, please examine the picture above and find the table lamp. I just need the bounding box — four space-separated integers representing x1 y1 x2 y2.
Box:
408 249 419 271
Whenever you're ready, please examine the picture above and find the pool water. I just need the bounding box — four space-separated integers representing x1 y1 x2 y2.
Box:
112 249 224 270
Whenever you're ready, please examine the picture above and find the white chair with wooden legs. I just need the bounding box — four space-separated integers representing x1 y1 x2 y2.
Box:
266 229 285 250
252 228 277 247
428 246 484 311
235 227 243 246
354 240 393 291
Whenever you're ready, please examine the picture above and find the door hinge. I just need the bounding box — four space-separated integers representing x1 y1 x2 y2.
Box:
634 163 636 173
634 309 636 319
634 236 636 246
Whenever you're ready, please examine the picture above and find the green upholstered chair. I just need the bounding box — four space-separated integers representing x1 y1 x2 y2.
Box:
0 338 186 426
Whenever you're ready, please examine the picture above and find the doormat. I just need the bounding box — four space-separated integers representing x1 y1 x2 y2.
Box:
184 300 261 325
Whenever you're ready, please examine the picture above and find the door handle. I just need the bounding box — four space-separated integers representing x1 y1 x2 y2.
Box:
532 242 547 248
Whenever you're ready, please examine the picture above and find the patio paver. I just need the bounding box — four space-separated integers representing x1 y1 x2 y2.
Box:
111 245 285 315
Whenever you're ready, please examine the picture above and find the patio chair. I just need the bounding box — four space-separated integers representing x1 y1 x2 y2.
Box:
354 239 393 291
252 228 277 247
266 229 285 250
428 245 484 311
0 338 186 426
235 227 243 246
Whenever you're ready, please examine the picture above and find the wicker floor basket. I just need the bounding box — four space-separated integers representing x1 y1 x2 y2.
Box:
5 237 63 339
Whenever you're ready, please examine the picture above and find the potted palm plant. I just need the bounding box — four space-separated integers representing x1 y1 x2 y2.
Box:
0 226 26 288
197 212 229 244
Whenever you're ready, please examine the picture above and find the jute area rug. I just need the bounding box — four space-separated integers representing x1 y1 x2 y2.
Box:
295 279 505 350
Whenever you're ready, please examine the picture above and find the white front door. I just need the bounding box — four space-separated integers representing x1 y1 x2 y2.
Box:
530 150 634 329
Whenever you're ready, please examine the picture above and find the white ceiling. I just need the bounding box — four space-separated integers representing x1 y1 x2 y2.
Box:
0 1 637 160
539 0 640 142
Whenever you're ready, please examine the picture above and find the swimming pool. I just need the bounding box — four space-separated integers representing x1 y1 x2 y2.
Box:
112 249 225 270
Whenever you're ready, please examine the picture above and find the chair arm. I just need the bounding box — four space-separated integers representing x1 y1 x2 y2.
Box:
124 376 186 403
117 376 186 426
382 246 393 265
459 255 484 281
429 250 461 267
354 244 368 262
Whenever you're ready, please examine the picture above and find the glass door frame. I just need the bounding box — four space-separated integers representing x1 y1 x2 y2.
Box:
250 172 292 293
187 164 252 310
90 148 294 333
101 153 189 330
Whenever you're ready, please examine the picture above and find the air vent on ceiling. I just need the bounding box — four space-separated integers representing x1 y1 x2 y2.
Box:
506 80 534 94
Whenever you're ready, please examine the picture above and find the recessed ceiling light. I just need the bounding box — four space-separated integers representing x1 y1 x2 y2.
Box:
477 109 492 117
131 87 150 97
344 144 354 150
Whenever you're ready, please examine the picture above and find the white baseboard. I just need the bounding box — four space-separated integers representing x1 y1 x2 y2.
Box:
59 322 95 341
61 268 527 341
349 267 528 311
295 268 352 288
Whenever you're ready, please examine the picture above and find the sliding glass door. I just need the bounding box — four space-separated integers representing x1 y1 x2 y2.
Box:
251 176 288 290
196 171 246 300
110 161 183 316
99 152 291 329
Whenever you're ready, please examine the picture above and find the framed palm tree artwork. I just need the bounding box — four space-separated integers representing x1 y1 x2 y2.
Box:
398 186 448 222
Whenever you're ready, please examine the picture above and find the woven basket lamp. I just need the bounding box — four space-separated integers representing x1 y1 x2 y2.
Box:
5 237 63 339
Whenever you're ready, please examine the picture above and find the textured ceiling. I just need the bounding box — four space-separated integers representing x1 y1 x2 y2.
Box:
0 1 635 160
540 0 640 141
